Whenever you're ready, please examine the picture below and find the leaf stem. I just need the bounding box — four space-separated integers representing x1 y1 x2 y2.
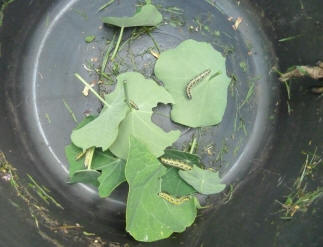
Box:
189 137 197 154
111 26 125 61
97 0 115 13
100 33 116 79
62 99 78 123
147 32 160 52
76 150 87 160
74 73 110 108
84 147 95 170
123 80 131 109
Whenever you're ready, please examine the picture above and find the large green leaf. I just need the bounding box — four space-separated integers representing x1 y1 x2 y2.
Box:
71 86 128 151
125 137 197 242
109 72 181 159
179 166 226 195
154 39 231 127
98 159 126 198
102 3 162 28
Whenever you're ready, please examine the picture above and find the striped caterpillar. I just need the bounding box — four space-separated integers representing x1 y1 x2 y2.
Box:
160 157 192 171
186 69 211 99
129 100 139 110
158 192 190 205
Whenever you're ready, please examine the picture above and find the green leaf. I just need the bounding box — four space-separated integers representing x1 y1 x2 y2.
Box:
162 149 201 167
179 166 226 195
161 168 196 197
65 144 118 175
154 39 231 127
98 159 126 198
75 115 96 129
71 85 129 151
85 35 96 43
160 149 200 196
65 143 124 191
69 170 100 187
102 3 162 28
65 144 85 178
125 137 197 242
65 117 97 178
109 72 181 159
90 150 118 170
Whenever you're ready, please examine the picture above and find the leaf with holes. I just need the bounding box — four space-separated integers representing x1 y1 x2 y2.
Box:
109 72 180 159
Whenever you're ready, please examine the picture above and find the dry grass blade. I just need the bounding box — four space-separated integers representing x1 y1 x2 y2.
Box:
150 49 160 58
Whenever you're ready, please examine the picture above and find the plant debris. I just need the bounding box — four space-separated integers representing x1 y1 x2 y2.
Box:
82 81 96 96
0 0 15 27
278 34 302 42
277 149 323 219
232 17 243 30
62 99 78 123
311 87 323 94
0 151 105 246
150 49 160 58
85 35 96 43
97 0 115 13
279 61 323 82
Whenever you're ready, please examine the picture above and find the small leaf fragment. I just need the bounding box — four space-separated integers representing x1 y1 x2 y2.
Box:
85 35 96 43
